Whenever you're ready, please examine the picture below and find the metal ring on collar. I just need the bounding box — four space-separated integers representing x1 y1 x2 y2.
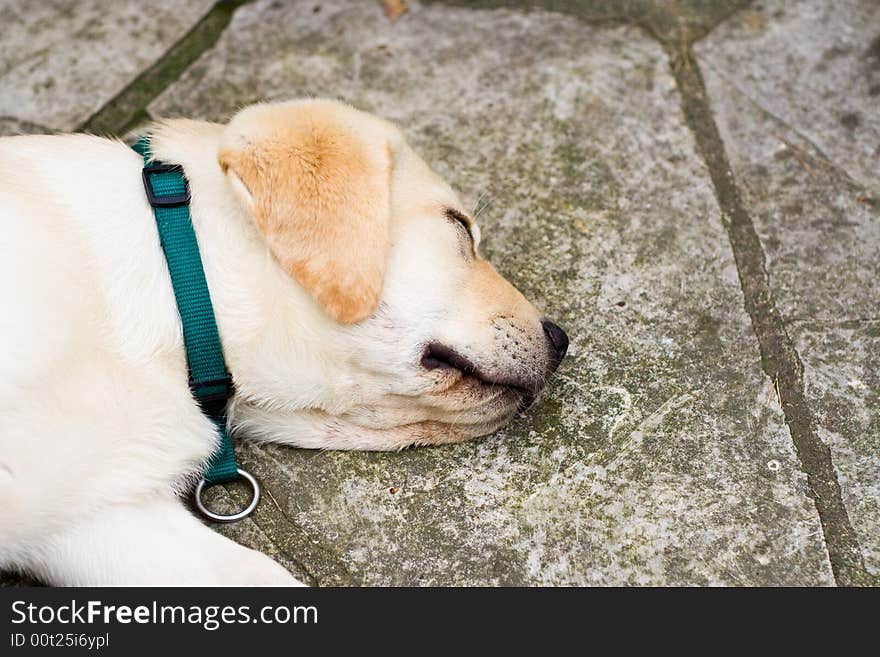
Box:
194 468 260 523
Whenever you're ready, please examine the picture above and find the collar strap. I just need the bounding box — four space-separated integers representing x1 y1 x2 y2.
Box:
134 137 258 522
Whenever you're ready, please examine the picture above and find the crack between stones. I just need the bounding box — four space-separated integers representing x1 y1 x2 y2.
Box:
76 0 253 136
222 444 359 587
697 60 870 192
220 485 322 586
667 45 873 586
0 115 54 134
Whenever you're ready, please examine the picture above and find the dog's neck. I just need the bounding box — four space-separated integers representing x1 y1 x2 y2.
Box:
147 119 356 415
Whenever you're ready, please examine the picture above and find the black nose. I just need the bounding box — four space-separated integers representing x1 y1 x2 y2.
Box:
542 320 569 368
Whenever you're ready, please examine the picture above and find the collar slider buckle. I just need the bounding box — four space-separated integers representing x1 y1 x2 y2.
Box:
142 161 191 208
189 373 235 416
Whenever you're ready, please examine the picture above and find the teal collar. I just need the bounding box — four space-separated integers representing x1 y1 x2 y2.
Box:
134 136 259 522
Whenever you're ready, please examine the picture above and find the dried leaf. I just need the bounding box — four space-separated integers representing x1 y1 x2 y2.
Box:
381 0 408 21
743 11 766 31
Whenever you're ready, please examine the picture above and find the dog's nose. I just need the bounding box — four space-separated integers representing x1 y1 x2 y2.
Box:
542 320 569 368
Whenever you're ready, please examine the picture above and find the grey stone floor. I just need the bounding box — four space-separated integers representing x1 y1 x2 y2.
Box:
1 0 877 586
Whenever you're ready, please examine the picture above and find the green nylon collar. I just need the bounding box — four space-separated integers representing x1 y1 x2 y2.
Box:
133 137 241 491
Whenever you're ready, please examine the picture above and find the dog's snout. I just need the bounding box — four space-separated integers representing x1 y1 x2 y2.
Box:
542 320 569 368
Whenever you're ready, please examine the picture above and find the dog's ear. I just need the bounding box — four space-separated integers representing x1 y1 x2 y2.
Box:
218 102 393 324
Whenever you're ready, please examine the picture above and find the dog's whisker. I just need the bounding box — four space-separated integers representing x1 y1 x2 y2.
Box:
473 192 493 220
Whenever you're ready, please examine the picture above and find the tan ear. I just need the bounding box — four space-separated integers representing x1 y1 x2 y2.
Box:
218 102 393 323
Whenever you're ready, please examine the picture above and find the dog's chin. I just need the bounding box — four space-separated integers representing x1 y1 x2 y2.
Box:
403 389 526 447
322 411 518 451
233 393 522 451
392 409 519 448
353 392 522 447
359 384 528 448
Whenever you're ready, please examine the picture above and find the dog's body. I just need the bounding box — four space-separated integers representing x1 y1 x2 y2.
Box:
0 100 567 585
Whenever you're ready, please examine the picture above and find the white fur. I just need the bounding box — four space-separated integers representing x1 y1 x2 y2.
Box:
0 101 553 585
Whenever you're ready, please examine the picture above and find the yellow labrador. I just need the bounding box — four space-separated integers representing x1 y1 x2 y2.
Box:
0 100 568 585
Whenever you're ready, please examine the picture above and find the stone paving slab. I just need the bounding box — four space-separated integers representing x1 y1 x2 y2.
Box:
152 0 833 585
0 0 214 135
694 0 880 192
696 0 880 577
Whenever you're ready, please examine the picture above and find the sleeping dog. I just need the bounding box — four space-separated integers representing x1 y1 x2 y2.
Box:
0 100 568 585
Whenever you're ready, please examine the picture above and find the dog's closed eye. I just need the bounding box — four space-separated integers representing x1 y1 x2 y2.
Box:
444 207 474 254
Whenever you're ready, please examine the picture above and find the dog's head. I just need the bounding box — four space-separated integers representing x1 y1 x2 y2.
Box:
217 100 568 450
